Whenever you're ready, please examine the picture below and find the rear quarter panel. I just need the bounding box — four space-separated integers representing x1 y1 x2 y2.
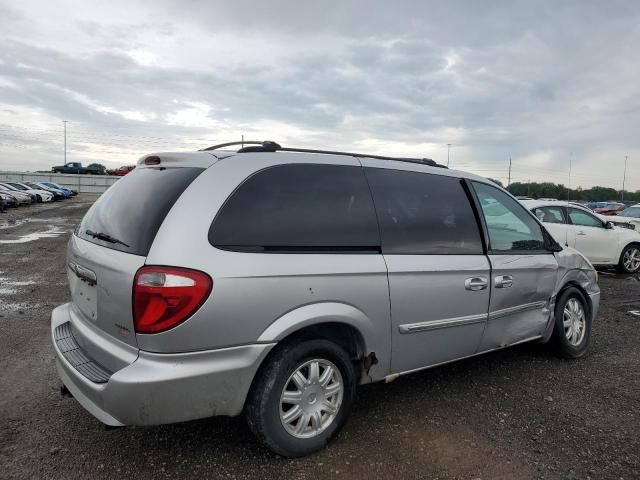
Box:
143 154 392 380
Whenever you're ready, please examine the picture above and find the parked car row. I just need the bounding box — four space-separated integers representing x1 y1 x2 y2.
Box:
522 199 640 273
0 180 77 211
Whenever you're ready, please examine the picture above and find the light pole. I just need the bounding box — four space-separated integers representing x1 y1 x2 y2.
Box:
568 151 572 201
63 120 68 164
447 143 451 167
622 155 628 201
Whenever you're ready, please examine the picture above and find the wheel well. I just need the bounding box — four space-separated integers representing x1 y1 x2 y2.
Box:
246 322 371 408
621 242 640 254
558 281 592 318
275 322 367 361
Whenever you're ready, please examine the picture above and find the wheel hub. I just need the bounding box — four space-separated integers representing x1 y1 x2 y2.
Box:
279 359 344 439
563 298 586 346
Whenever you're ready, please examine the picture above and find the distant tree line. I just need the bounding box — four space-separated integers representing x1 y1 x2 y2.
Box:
502 181 640 202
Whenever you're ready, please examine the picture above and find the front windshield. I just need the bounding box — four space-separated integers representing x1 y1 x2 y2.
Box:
8 183 27 190
619 207 640 218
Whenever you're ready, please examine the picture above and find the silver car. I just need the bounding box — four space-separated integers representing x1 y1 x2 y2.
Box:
52 141 600 457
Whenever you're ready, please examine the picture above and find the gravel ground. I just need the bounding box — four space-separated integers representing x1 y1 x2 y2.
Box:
1 198 639 480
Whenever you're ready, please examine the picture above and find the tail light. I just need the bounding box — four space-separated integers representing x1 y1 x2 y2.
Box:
133 266 212 334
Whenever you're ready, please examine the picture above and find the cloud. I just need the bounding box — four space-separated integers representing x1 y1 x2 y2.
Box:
0 0 638 190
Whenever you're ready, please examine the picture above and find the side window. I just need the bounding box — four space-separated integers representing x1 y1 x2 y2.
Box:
567 208 603 228
365 168 483 254
472 182 545 252
209 164 380 251
533 206 565 224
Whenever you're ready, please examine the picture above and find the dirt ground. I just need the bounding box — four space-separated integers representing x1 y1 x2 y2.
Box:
1 197 639 479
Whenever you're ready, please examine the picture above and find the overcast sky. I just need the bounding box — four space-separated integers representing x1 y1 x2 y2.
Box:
0 0 638 189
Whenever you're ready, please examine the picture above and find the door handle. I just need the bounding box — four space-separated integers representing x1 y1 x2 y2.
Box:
576 231 586 236
465 277 488 291
494 275 513 288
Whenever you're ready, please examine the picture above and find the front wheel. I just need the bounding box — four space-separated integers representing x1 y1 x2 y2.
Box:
619 244 640 273
245 338 357 457
553 287 591 359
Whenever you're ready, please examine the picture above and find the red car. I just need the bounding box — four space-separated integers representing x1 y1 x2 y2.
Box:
594 203 626 216
107 165 136 176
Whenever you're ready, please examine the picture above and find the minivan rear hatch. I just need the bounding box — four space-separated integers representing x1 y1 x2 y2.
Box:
69 166 204 348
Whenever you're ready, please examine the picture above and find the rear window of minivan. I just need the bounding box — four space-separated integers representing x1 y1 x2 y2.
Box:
77 167 203 256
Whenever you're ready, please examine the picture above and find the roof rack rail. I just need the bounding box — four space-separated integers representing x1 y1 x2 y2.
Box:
201 140 447 168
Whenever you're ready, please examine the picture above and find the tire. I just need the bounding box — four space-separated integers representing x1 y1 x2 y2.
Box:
618 244 640 274
245 338 357 457
36 195 42 203
552 287 591 359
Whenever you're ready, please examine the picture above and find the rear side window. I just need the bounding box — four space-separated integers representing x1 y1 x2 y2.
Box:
365 168 483 254
209 164 379 252
78 167 203 256
533 206 565 224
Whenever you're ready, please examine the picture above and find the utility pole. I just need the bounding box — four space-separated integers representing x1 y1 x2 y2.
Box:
447 144 451 167
622 155 628 201
527 178 531 197
507 157 512 186
568 151 572 201
63 120 68 163
241 134 244 149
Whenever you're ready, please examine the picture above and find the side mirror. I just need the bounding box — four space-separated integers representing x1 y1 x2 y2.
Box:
604 221 614 230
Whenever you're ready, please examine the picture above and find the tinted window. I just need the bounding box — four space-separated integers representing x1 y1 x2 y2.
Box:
78 167 203 255
533 206 565 224
473 182 545 251
210 164 379 251
365 168 482 254
567 208 603 228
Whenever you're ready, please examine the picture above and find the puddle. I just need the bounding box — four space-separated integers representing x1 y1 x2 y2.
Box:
0 219 29 229
29 217 74 225
2 280 36 287
0 226 64 244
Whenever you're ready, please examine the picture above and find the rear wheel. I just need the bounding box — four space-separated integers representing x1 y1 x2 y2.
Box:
619 244 640 273
245 338 356 457
553 287 591 359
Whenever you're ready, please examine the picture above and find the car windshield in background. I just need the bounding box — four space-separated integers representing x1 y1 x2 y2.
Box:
619 207 640 218
77 167 203 256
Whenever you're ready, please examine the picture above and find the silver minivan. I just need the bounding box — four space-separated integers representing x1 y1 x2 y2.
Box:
52 141 600 457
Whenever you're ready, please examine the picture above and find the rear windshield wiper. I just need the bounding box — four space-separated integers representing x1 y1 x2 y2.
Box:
85 229 130 248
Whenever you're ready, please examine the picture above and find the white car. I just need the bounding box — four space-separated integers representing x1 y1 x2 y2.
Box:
522 200 640 273
1 182 54 202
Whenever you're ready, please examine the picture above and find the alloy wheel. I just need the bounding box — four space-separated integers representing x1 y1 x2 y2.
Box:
623 247 640 272
279 359 344 439
563 298 586 346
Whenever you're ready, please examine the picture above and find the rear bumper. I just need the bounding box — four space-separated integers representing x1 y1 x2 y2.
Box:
52 303 275 426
